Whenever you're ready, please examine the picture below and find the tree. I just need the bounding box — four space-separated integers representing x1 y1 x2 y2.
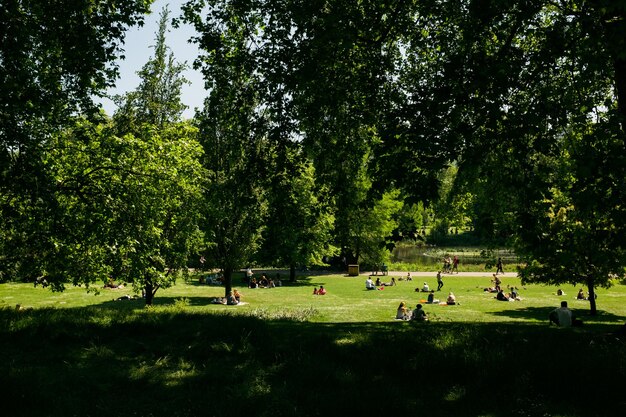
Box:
114 5 188 128
428 1 626 314
9 3 204 306
352 189 404 269
104 4 202 304
189 5 270 297
44 120 203 305
516 123 626 315
0 0 153 282
180 1 414 267
257 152 338 281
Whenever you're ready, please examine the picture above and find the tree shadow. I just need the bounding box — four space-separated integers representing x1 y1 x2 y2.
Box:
2 307 625 417
487 305 626 323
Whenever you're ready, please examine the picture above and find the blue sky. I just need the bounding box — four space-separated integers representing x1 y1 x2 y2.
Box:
98 0 205 119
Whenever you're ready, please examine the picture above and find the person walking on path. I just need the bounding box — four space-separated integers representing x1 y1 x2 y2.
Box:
452 256 459 274
436 271 444 291
496 257 504 275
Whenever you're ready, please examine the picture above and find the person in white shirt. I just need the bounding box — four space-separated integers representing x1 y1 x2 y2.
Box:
550 301 573 327
365 277 376 290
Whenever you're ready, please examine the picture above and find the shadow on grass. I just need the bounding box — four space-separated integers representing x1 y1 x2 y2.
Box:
184 273 322 289
1 306 625 417
487 305 626 324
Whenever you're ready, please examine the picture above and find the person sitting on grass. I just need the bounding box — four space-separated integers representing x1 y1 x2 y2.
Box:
318 285 327 295
549 301 573 327
259 274 269 288
227 291 239 305
556 288 565 296
411 304 428 322
421 282 430 292
496 289 510 301
426 290 439 304
446 292 457 305
375 277 381 287
366 277 377 290
313 287 319 295
491 274 502 292
577 288 586 300
396 301 410 320
233 289 242 303
509 287 521 301
406 272 412 281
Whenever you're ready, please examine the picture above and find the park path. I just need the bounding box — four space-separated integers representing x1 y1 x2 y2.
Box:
362 270 518 278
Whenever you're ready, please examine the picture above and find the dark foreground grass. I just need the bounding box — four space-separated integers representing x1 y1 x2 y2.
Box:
2 304 625 417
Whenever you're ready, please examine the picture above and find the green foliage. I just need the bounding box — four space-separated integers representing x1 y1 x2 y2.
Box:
257 154 338 275
42 119 204 301
0 0 154 283
354 189 403 268
113 5 189 128
192 15 270 294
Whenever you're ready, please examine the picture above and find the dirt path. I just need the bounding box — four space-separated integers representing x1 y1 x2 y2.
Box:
362 270 518 278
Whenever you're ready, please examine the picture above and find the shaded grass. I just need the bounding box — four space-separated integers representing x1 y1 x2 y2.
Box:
1 276 626 416
1 306 625 417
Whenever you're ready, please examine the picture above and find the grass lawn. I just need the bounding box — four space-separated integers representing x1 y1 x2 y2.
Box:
3 272 624 325
1 272 625 417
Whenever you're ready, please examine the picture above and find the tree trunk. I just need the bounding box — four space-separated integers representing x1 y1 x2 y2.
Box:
144 280 155 306
289 264 296 282
223 267 233 298
600 4 626 132
586 279 597 316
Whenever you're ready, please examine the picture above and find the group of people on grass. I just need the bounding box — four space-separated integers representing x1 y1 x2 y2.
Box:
365 276 397 290
395 292 457 322
247 273 282 289
312 286 327 295
202 269 590 332
483 273 522 301
211 288 243 305
396 301 428 321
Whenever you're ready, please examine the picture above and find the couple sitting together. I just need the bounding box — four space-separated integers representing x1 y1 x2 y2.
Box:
396 302 428 321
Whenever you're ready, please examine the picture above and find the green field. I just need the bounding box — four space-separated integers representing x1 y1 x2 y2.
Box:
2 273 625 417
3 272 625 325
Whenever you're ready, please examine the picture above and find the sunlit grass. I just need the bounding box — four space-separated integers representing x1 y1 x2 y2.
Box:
2 272 625 325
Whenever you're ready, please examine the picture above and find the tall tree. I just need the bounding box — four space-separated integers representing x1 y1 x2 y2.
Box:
189 4 270 297
114 5 189 128
14 3 204 306
257 151 337 281
0 0 153 282
105 4 202 304
431 1 626 314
